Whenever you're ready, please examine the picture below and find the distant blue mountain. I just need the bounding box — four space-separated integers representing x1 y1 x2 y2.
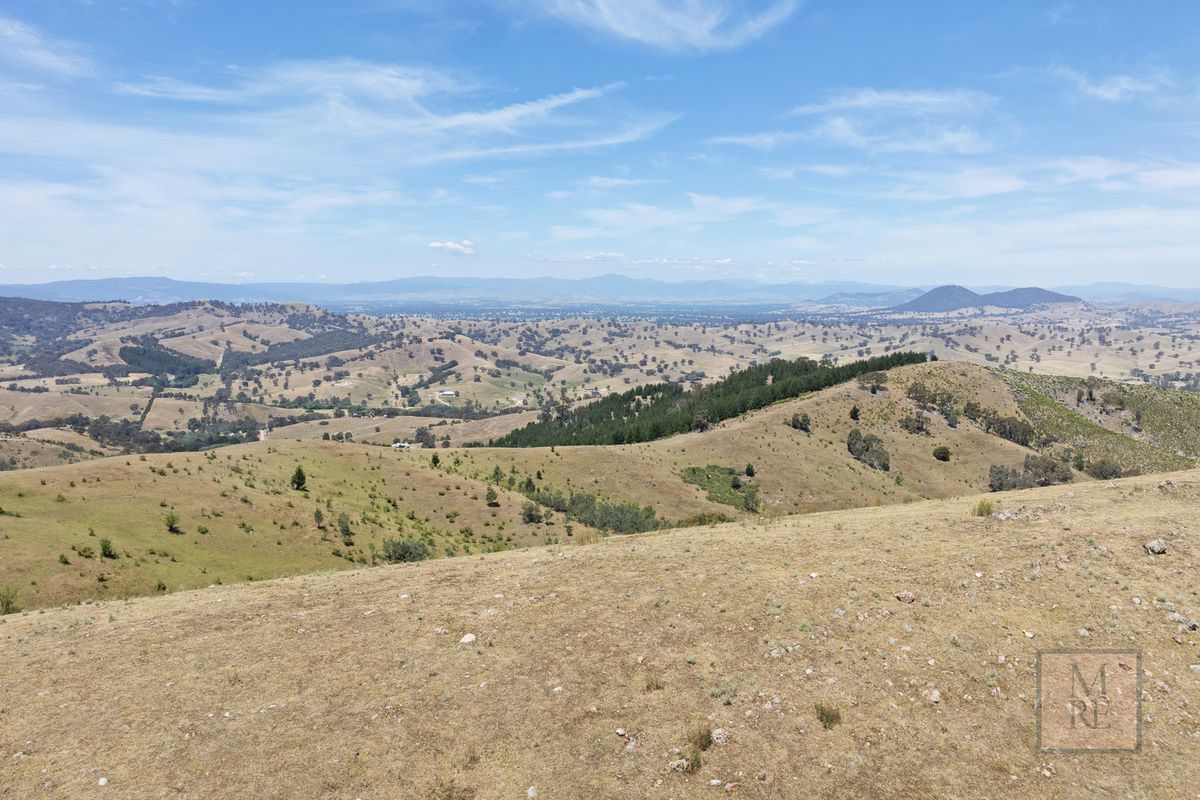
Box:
0 274 1195 309
892 285 1080 312
0 274 910 307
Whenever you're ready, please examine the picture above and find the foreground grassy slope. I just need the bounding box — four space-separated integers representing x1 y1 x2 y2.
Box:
3 471 1197 798
0 440 596 609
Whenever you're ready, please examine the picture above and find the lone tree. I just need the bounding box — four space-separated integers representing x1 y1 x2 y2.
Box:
858 371 888 394
485 486 499 507
164 510 181 534
849 404 861 421
290 465 307 491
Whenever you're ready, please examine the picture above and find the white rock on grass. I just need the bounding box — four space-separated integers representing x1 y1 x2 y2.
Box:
459 633 476 644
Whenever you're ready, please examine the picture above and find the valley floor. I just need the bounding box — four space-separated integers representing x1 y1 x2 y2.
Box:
3 471 1199 798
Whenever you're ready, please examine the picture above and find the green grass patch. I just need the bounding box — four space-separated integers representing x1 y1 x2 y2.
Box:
680 465 760 512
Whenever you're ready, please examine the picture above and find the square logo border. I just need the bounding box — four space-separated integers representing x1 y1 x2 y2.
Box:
1036 648 1142 754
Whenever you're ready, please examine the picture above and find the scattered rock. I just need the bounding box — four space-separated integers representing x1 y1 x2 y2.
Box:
459 633 476 644
1145 539 1167 555
1167 613 1199 631
669 758 690 773
712 728 732 745
894 591 916 604
926 688 941 704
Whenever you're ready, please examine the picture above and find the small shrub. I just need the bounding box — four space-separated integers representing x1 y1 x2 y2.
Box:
815 703 841 730
423 778 476 800
99 538 118 559
973 499 994 517
380 537 430 563
932 446 951 462
0 587 17 615
688 725 714 752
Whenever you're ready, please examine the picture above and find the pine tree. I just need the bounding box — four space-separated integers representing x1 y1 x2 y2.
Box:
290 465 307 491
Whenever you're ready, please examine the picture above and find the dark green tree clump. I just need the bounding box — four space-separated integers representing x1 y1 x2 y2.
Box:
1085 459 1123 480
847 429 890 471
493 352 926 447
932 446 951 462
379 537 429 563
290 465 307 491
988 455 1073 491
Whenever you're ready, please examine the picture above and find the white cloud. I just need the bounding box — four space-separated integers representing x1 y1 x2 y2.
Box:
707 131 803 150
711 86 1001 156
810 116 993 154
428 239 476 256
550 192 830 239
886 168 1029 201
789 88 993 117
1048 65 1172 102
536 0 797 52
0 14 92 77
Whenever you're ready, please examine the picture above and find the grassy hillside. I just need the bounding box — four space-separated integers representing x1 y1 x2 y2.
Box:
458 362 1069 519
493 351 928 447
1001 371 1194 475
1005 371 1200 460
2 470 1197 798
0 440 600 609
3 361 1196 612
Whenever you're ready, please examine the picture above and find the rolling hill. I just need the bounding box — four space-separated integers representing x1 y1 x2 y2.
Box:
2 470 1196 798
3 359 1196 611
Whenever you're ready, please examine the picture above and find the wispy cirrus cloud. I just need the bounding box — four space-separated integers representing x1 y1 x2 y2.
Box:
0 51 670 276
550 192 830 239
546 174 665 198
534 0 798 52
710 86 1004 156
1047 65 1172 102
788 88 994 117
0 14 92 77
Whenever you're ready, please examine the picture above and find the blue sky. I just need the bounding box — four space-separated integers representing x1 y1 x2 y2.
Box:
1 1 1198 286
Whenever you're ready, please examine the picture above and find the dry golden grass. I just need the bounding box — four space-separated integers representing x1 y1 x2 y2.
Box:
2 471 1197 798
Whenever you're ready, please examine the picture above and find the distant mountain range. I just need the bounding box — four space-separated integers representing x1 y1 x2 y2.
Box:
890 285 1080 313
0 274 1195 311
0 275 911 309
